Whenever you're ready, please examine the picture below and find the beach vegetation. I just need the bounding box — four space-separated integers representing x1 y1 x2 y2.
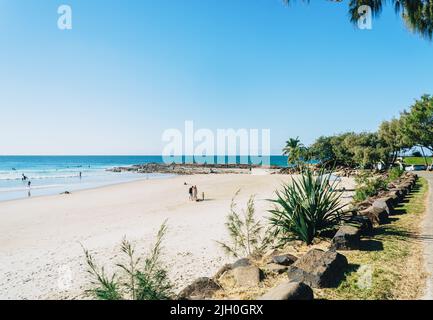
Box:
82 221 173 300
400 95 433 166
217 191 274 258
353 171 388 203
282 137 310 168
302 95 432 170
268 168 345 245
387 167 404 182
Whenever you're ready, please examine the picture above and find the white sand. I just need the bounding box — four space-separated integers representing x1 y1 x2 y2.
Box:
0 174 355 300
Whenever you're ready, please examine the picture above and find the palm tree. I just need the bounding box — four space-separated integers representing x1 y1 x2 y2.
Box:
283 137 308 168
284 0 433 40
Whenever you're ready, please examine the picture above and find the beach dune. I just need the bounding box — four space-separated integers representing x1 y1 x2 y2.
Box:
0 173 354 300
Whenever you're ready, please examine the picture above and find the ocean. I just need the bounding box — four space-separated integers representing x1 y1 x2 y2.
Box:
0 155 288 202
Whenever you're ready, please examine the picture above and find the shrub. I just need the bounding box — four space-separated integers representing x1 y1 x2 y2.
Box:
217 190 274 258
353 171 387 202
268 168 345 245
387 167 404 182
82 221 173 300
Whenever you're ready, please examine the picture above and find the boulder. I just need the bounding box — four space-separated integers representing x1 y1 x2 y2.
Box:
264 263 289 274
232 266 264 287
231 258 251 269
257 281 314 300
385 191 400 206
372 197 394 215
286 249 348 288
359 205 388 226
330 225 361 250
357 199 373 211
177 277 221 300
272 254 298 266
399 182 412 192
347 215 373 234
389 188 406 199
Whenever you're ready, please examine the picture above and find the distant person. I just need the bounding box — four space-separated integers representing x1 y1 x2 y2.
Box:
22 174 27 181
189 186 193 201
27 181 31 189
79 172 82 179
193 185 198 201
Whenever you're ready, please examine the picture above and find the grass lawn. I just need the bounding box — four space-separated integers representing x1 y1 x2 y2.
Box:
404 157 432 165
315 178 429 300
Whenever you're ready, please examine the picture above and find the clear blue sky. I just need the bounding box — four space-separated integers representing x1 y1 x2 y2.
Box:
0 0 432 155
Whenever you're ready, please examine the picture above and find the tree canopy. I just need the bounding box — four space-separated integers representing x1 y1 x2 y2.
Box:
288 94 433 169
284 0 433 40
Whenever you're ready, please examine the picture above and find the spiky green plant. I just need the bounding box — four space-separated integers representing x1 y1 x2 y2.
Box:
268 168 345 245
217 190 274 258
83 221 173 300
83 248 122 300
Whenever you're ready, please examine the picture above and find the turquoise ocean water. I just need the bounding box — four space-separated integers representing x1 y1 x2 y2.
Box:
0 156 288 202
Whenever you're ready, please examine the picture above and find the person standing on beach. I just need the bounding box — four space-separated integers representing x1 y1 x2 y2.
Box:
188 186 193 201
27 181 31 189
193 185 198 201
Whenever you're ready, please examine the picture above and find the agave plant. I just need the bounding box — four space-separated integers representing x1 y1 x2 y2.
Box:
268 168 345 245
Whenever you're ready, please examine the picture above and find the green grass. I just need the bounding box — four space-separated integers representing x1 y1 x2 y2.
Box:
404 157 432 165
316 178 428 300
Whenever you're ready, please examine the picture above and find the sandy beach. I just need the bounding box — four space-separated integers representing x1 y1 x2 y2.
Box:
0 173 355 300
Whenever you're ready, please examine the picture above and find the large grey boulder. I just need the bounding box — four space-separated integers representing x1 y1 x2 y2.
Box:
257 281 314 300
385 191 400 206
399 182 413 192
372 197 394 215
348 215 373 234
286 249 348 288
389 187 407 199
177 277 221 300
232 266 264 287
272 254 298 266
213 258 251 280
359 205 388 226
330 225 361 250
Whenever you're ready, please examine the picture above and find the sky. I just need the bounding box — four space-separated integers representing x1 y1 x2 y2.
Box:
0 0 432 155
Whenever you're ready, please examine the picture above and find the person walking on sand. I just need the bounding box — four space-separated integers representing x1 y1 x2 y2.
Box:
193 185 198 201
188 186 193 201
27 181 31 189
